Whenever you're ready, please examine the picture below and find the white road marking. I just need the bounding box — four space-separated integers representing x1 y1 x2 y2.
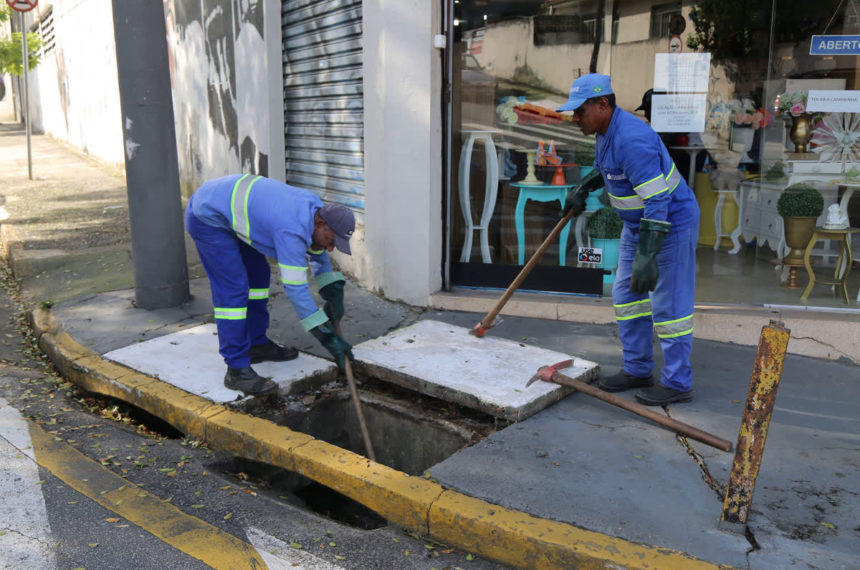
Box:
247 527 343 570
0 397 56 569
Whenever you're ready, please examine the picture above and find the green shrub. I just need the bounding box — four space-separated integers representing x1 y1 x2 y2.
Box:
776 183 824 217
573 142 596 166
764 161 786 182
587 207 623 239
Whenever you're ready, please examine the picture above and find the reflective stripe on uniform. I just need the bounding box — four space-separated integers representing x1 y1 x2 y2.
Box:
307 247 324 255
614 298 652 321
654 314 694 338
664 165 682 194
608 192 645 210
230 174 262 245
316 271 344 289
635 174 669 200
248 288 269 300
214 307 247 320
301 308 329 331
279 264 308 285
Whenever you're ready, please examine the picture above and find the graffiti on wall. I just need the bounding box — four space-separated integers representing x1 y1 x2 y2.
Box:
166 0 269 194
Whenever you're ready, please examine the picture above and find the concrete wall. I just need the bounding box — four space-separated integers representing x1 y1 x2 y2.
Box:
359 0 443 305
27 0 124 167
165 0 284 196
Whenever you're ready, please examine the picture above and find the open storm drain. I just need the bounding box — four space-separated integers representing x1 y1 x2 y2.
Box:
238 379 502 527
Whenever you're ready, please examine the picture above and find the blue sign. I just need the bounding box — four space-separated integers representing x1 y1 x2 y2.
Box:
810 35 860 55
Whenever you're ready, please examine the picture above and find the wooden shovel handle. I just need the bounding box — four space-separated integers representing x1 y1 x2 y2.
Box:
334 321 376 461
476 208 576 333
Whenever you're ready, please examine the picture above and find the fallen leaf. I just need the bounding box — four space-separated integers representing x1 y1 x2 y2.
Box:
88 543 99 548
224 513 233 520
820 522 836 529
466 553 475 561
290 542 303 550
105 518 120 523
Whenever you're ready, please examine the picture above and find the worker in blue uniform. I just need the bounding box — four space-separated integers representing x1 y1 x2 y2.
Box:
185 174 355 397
557 74 699 405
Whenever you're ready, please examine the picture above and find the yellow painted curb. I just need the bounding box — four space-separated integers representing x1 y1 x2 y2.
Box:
31 308 729 569
429 491 720 569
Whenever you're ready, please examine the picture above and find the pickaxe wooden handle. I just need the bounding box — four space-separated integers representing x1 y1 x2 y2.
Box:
471 208 576 337
530 361 733 453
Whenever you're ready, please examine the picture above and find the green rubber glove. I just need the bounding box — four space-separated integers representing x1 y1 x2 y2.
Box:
319 280 345 322
630 218 671 294
563 168 604 216
310 322 354 372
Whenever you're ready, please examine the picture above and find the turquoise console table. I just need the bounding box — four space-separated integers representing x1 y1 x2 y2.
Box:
510 182 576 265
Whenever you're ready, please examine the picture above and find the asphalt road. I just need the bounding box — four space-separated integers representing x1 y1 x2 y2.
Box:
0 258 508 570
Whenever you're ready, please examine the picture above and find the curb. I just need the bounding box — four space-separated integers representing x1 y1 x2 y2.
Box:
30 307 726 569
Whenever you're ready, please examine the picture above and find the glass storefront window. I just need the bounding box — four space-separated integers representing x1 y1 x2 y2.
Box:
448 0 860 309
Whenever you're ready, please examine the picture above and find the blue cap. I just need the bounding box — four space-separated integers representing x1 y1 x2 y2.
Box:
318 203 355 255
556 74 613 112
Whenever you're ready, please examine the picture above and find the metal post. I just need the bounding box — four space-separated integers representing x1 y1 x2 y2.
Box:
20 12 32 180
719 320 791 532
111 0 189 309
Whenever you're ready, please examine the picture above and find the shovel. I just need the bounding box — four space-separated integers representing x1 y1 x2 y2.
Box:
471 208 576 337
528 360 732 452
334 321 376 461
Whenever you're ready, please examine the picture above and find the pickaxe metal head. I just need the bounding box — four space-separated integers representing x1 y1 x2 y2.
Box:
526 359 573 387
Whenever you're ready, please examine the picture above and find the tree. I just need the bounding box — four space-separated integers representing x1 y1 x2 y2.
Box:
0 5 43 76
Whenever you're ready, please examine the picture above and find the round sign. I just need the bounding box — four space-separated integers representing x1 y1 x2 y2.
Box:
668 14 686 35
669 35 683 53
5 0 38 12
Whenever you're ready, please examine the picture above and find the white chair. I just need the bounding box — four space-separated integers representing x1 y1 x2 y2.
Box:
458 130 499 263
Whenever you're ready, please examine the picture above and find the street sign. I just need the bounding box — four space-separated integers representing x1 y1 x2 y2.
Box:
669 35 682 53
5 0 37 12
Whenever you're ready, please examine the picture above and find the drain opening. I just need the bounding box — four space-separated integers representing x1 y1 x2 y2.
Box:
78 391 184 439
260 381 499 475
216 457 387 530
295 482 386 530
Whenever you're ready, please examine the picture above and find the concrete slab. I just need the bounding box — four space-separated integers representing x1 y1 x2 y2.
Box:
104 324 337 402
352 320 599 421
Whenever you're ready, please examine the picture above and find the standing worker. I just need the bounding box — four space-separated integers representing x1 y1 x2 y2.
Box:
557 74 699 405
185 174 355 397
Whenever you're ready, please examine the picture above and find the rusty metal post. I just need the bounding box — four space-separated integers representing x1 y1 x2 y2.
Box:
720 320 791 532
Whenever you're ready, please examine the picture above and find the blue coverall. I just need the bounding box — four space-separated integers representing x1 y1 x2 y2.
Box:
184 174 342 369
593 108 700 391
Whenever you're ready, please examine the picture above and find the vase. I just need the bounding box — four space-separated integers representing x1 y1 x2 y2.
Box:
789 114 813 153
781 215 817 266
731 125 755 162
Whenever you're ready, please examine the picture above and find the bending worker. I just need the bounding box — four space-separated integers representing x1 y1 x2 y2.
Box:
185 174 354 397
557 74 699 405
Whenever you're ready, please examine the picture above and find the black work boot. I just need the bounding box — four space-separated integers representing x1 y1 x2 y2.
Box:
635 384 693 406
597 371 653 393
248 339 299 364
224 366 278 396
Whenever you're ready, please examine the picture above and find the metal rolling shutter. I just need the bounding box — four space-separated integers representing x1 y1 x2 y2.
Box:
281 0 364 211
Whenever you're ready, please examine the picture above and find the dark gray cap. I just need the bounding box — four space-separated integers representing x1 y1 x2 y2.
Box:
318 203 355 255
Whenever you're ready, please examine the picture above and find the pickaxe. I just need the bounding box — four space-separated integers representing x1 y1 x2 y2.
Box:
528 360 732 452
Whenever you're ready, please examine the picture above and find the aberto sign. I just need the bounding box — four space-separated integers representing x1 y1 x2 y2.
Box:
5 0 38 12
